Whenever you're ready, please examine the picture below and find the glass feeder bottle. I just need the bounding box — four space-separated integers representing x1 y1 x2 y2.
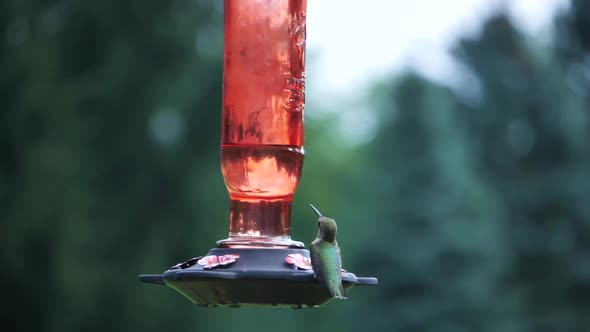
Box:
219 0 307 248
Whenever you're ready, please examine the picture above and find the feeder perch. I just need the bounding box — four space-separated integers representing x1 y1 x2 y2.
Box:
139 0 377 308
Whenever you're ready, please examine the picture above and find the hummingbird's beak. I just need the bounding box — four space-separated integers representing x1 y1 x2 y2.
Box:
308 203 323 217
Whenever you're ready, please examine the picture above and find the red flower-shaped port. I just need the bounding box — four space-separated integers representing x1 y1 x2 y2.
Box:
285 253 312 270
197 254 240 269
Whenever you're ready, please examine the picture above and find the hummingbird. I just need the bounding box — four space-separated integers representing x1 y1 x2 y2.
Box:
309 204 347 299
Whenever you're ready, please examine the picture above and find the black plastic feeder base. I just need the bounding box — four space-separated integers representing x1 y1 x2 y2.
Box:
139 248 378 308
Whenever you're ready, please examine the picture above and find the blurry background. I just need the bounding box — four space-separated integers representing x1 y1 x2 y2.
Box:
1 0 589 331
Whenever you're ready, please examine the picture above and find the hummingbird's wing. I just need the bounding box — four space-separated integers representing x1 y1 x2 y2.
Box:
334 243 347 298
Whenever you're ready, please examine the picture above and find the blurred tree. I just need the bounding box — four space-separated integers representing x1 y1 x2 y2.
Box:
1 0 224 331
360 2 590 331
456 9 590 331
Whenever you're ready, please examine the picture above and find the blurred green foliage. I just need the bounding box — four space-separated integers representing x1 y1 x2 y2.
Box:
1 1 589 332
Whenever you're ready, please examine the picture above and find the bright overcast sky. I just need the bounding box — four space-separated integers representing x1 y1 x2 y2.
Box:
303 0 570 147
306 0 570 99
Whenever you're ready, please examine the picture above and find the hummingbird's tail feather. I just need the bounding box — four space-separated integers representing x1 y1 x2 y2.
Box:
337 283 347 299
326 281 347 299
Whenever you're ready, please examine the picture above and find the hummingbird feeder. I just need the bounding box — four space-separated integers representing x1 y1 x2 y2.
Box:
139 0 377 308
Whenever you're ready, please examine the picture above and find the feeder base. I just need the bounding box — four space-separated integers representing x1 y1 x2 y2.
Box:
139 248 377 308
